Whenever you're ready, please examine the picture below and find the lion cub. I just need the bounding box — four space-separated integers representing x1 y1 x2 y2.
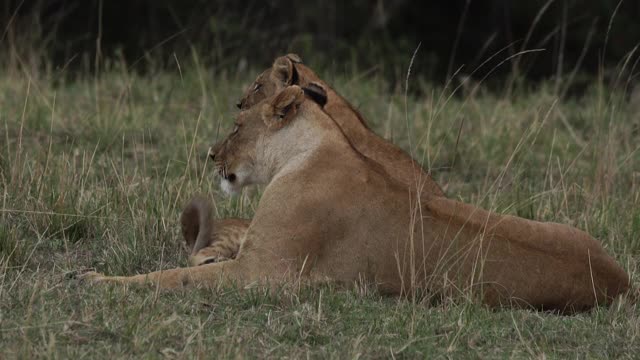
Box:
180 197 247 266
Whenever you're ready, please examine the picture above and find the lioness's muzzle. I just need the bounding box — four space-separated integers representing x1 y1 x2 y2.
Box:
209 146 237 183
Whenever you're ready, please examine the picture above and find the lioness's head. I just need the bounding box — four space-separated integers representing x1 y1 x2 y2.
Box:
237 53 304 110
210 84 327 195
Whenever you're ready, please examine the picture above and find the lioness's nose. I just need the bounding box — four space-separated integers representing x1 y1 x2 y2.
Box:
236 101 242 109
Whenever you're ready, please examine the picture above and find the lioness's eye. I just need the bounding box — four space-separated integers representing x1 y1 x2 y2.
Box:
252 83 262 93
232 123 240 134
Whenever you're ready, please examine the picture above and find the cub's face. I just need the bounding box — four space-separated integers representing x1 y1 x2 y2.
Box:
236 54 302 110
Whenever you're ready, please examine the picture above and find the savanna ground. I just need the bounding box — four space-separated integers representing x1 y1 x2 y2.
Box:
1 53 640 358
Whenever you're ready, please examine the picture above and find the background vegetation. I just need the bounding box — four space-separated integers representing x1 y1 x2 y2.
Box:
2 0 640 83
1 1 640 358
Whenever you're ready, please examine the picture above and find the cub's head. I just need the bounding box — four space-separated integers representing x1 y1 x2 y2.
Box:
210 84 327 195
237 53 304 110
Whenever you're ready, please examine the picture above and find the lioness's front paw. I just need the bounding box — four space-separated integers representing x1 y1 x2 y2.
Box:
76 271 106 284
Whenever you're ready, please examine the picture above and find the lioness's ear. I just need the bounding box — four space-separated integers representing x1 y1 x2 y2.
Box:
262 86 305 130
302 82 327 107
271 55 300 85
286 53 303 63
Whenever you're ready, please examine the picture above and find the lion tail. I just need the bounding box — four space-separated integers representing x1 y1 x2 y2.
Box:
180 195 214 255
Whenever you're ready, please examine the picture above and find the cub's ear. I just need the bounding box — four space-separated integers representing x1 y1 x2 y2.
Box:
302 82 327 107
261 86 305 130
271 55 300 85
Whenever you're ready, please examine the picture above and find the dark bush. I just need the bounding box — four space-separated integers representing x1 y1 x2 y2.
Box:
1 0 638 82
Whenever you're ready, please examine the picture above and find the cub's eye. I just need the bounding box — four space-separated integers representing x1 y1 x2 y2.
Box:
232 123 240 134
252 83 262 93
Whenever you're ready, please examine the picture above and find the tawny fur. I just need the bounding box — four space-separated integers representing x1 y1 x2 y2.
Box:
83 85 630 313
238 54 444 196
190 54 445 264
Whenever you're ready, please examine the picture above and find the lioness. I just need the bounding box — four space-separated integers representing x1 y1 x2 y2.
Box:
83 84 630 313
186 54 444 264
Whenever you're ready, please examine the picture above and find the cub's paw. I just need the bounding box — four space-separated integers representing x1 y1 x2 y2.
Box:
189 254 231 267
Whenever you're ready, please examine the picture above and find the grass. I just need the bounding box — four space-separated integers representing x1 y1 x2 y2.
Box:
1 55 639 358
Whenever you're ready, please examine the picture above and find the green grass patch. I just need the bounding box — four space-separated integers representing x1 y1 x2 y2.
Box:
1 58 639 357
